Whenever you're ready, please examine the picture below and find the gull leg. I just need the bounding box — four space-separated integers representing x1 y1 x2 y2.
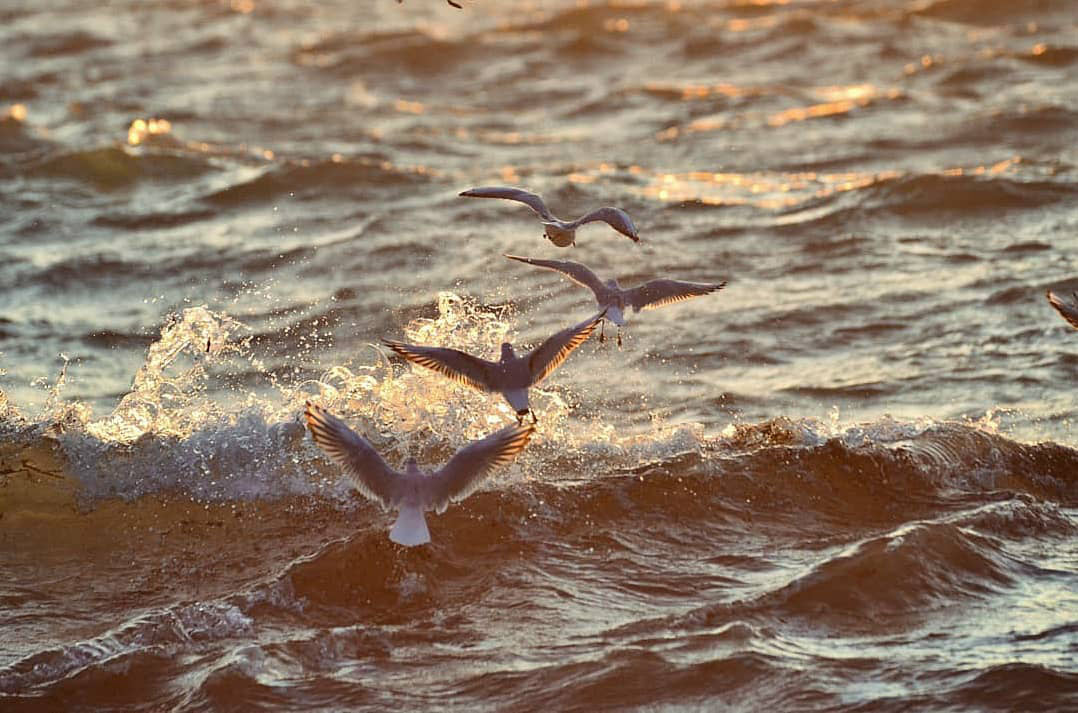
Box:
530 410 538 425
617 329 623 349
599 320 606 344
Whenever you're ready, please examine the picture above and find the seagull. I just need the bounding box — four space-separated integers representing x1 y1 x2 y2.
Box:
1046 289 1078 329
383 310 605 423
505 254 726 346
305 402 532 546
459 186 640 247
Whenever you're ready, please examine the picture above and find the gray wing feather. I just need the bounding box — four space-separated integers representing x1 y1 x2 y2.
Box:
382 339 493 392
304 402 397 508
527 310 605 384
431 423 535 512
504 254 607 297
459 186 555 221
628 279 726 312
572 207 640 242
1047 290 1078 330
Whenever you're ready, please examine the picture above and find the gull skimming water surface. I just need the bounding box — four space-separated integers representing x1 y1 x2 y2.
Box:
305 402 533 546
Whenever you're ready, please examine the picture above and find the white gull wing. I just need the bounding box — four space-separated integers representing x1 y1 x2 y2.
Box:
570 206 640 242
504 254 607 297
627 279 727 312
527 310 605 385
304 402 398 508
1046 290 1078 329
382 339 494 392
430 423 535 513
459 186 556 222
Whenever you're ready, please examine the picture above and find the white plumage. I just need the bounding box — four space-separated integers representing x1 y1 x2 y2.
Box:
305 402 534 546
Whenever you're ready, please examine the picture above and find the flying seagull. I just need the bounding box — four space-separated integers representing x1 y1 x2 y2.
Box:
1046 289 1078 329
505 254 726 345
383 310 605 422
459 186 640 247
305 402 533 546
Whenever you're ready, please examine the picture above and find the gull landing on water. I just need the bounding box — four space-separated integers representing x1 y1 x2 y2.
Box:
1046 289 1078 329
459 186 640 247
505 255 726 346
383 310 605 423
305 403 533 546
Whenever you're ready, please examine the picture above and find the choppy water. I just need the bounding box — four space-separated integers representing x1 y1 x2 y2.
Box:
2 0 1077 710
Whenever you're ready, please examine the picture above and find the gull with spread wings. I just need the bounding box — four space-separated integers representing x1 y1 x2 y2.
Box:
305 402 533 546
505 254 726 346
1046 289 1078 329
383 310 605 423
459 186 640 247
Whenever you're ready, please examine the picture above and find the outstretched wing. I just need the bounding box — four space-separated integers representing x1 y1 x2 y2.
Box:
504 254 607 297
304 402 397 507
1046 290 1078 329
382 339 493 392
430 423 535 512
527 310 605 385
573 207 640 242
459 186 555 221
628 279 726 312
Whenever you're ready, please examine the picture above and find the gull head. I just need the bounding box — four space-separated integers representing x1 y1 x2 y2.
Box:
403 457 421 475
500 342 517 361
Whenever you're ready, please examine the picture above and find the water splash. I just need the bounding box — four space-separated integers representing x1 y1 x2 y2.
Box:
2 293 665 505
86 305 251 442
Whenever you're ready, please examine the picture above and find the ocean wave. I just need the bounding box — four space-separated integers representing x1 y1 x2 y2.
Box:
90 207 216 231
294 27 487 78
943 662 1078 710
0 599 253 694
912 0 1076 25
25 30 111 58
870 173 1074 216
200 156 429 207
28 146 213 189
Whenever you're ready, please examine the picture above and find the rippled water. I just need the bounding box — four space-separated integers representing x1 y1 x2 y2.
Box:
2 1 1077 710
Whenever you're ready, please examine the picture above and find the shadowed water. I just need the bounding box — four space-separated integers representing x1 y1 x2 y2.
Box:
1 1 1077 710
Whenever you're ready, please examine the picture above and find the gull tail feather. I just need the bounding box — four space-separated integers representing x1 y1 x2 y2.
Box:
390 505 431 546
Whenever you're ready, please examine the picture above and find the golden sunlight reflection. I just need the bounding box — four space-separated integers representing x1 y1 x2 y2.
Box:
630 157 1019 209
127 118 173 146
725 15 780 32
4 103 28 122
229 0 255 15
643 81 759 100
394 99 426 114
768 85 901 127
656 84 902 140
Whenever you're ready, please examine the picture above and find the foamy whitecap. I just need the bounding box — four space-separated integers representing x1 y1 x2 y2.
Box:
5 293 706 505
